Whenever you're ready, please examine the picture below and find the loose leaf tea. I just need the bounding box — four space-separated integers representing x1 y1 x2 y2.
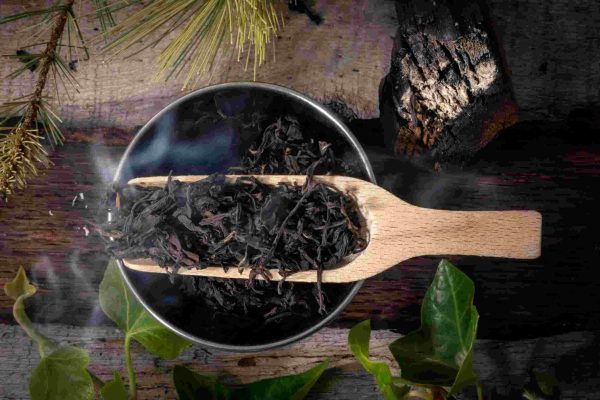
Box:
105 173 366 313
231 116 344 176
102 116 365 318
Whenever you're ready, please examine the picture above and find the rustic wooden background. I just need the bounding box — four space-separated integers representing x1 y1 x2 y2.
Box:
1 0 600 398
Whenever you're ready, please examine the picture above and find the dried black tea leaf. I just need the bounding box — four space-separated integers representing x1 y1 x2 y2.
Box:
102 116 365 319
230 116 350 176
105 173 366 313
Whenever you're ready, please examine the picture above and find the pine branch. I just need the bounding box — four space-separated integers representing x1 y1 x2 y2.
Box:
0 0 75 200
101 0 284 88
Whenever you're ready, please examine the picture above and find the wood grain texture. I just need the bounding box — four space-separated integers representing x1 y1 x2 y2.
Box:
2 323 600 399
123 174 541 282
0 2 598 397
487 0 600 121
0 0 396 128
1 120 600 343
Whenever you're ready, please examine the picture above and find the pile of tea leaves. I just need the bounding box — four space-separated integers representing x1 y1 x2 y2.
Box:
103 116 366 316
230 115 341 175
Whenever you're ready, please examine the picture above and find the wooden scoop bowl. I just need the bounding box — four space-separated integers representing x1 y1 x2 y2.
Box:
122 175 542 283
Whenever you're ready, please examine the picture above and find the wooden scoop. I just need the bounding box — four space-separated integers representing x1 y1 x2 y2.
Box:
123 175 542 283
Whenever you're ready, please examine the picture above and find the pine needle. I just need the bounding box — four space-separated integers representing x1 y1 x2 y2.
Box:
4 53 44 79
93 0 117 34
0 0 78 199
0 124 50 199
37 100 65 147
101 0 284 88
0 5 70 25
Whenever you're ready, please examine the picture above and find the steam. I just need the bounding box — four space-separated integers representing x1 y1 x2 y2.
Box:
115 111 238 181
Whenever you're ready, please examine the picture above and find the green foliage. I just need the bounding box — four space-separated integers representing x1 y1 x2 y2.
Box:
100 371 128 400
0 0 285 199
7 253 530 400
173 360 329 400
533 372 558 396
4 266 58 355
349 260 482 399
0 0 84 199
4 266 37 300
29 346 94 400
101 0 283 87
99 258 192 359
348 320 409 399
523 371 559 400
100 258 192 397
5 267 94 399
389 260 481 397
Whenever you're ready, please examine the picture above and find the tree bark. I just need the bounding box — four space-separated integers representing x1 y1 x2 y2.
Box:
380 0 517 163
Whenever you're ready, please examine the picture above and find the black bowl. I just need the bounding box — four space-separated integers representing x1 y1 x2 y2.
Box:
113 82 375 351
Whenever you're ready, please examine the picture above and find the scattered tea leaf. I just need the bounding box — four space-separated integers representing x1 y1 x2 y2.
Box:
388 260 480 397
99 258 192 359
100 371 128 400
348 320 409 400
173 360 329 400
29 346 94 400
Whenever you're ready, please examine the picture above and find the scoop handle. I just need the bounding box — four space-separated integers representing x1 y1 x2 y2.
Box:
402 208 542 259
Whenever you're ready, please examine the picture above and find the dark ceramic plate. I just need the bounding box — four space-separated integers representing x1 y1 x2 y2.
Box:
113 82 375 351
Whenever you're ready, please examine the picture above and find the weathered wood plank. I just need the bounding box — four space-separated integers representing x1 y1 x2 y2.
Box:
0 0 396 127
2 324 600 399
1 120 600 343
487 0 600 121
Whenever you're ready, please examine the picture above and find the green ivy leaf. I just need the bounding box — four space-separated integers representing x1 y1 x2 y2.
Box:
389 260 480 397
101 371 128 400
5 266 36 300
173 360 329 400
348 320 409 400
29 346 94 400
239 359 329 400
534 372 557 396
523 371 559 400
173 366 232 400
99 258 192 359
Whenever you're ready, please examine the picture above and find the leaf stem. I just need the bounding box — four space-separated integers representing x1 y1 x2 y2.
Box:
12 296 57 356
476 381 484 400
124 335 137 400
89 370 105 392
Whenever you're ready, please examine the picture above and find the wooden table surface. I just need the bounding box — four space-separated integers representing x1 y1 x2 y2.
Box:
1 0 600 399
